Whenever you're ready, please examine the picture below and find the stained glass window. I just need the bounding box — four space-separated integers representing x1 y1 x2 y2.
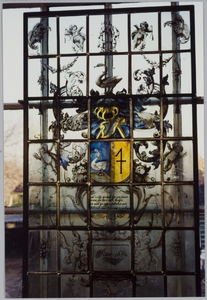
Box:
23 4 201 297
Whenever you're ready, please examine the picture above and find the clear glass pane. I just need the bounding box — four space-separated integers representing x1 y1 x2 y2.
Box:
163 140 193 182
162 11 191 51
92 231 131 272
164 185 194 227
91 141 130 183
91 186 130 227
133 141 161 182
167 275 196 297
163 52 192 94
60 230 89 271
133 185 162 227
29 101 56 140
60 16 86 54
29 230 57 271
166 103 192 137
59 142 88 183
60 186 88 226
136 275 164 297
61 274 90 298
29 185 56 226
134 230 162 272
29 143 57 182
165 230 195 272
28 275 58 298
131 13 158 51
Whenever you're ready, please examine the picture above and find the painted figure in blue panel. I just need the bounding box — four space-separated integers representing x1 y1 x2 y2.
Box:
90 142 111 181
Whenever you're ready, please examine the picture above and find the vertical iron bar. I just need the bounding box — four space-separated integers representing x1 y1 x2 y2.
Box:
190 5 201 296
23 13 29 298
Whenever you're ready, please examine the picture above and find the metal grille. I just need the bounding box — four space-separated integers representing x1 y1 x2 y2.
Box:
23 5 201 297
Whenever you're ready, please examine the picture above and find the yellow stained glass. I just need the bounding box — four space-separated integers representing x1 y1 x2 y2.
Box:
111 141 130 182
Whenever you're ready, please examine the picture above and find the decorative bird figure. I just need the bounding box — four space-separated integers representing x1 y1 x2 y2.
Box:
91 149 108 175
94 63 122 93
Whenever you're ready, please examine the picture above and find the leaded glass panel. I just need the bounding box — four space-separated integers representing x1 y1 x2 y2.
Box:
24 4 200 297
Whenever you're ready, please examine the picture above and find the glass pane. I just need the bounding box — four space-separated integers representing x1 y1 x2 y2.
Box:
167 275 196 297
91 97 130 139
133 185 162 227
93 276 132 297
29 185 56 226
28 275 58 298
163 140 193 182
133 141 161 182
89 56 128 94
29 101 55 140
134 230 162 272
29 143 57 182
131 13 158 51
60 230 89 271
133 100 161 138
164 185 194 227
29 230 57 271
166 103 192 137
89 15 105 53
163 52 192 94
91 141 130 183
91 186 130 227
60 186 88 226
161 11 191 51
60 16 86 54
60 142 88 183
60 56 87 96
136 275 164 297
165 230 195 272
92 231 131 272
28 17 57 56
61 274 90 298
132 54 160 95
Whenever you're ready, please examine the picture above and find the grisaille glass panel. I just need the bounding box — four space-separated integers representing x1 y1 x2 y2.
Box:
92 230 131 272
59 16 87 54
29 230 57 272
29 143 57 182
91 186 130 227
136 275 164 297
133 185 162 227
93 276 133 297
165 230 195 272
131 54 160 95
61 274 90 298
167 276 196 297
60 230 89 272
59 142 88 183
131 13 158 51
24 5 199 297
133 141 161 182
164 185 194 227
29 185 57 226
134 230 162 272
163 140 193 182
28 275 59 298
60 186 88 226
133 102 161 138
161 11 191 51
28 17 57 56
